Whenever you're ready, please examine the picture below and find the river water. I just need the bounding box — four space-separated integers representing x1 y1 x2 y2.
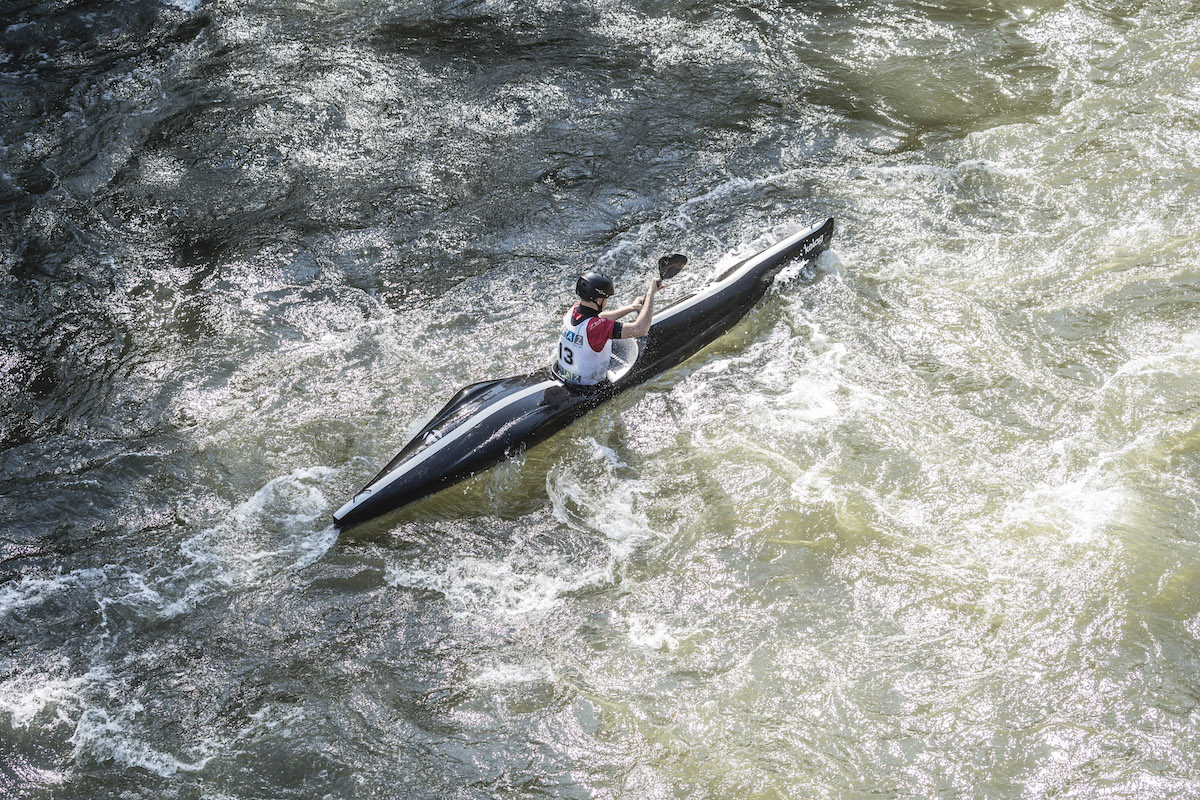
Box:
2 0 1199 797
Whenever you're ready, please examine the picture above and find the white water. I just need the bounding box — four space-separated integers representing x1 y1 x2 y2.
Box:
3 0 1199 797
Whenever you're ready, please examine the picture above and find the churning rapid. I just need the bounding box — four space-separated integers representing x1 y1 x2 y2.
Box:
2 0 1198 797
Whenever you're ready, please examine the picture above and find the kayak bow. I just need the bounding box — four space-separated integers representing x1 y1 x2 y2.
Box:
334 218 835 528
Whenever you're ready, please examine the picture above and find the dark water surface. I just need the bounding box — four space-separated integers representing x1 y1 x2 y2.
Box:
3 0 1199 797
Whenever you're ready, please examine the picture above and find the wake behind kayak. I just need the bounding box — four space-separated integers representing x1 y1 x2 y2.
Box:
334 218 835 529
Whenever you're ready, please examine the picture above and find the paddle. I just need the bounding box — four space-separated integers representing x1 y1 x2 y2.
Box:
658 253 687 280
632 253 687 312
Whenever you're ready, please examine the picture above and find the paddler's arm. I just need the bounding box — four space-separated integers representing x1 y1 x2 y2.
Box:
599 300 641 320
619 277 661 339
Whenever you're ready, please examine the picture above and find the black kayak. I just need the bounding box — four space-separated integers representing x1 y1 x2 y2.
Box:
334 217 835 529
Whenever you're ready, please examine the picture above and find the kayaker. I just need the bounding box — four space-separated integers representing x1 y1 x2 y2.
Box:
556 271 661 386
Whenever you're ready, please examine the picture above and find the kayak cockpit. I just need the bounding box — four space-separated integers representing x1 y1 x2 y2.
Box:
606 337 641 383
549 335 643 388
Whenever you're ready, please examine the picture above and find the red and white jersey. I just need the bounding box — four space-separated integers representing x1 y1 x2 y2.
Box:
556 304 622 385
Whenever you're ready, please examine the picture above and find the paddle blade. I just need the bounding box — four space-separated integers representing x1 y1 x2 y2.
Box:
658 253 687 280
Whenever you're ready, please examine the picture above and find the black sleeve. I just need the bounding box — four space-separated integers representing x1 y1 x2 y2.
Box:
611 321 623 340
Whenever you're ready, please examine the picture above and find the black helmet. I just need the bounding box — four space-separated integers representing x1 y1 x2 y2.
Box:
575 271 614 302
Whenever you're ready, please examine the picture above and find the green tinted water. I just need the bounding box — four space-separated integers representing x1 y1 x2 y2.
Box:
2 0 1198 797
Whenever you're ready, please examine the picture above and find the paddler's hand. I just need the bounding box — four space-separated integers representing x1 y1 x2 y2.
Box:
642 278 662 306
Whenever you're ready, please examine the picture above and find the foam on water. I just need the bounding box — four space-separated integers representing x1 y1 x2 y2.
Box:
1104 330 1200 390
0 462 349 782
0 568 108 619
69 700 216 776
624 613 681 652
165 466 341 608
1003 471 1131 545
0 659 218 779
384 438 663 619
385 549 599 617
546 437 660 550
0 662 91 730
0 462 351 787
6 0 1200 796
789 453 843 509
470 661 555 687
236 704 305 740
3 466 339 674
